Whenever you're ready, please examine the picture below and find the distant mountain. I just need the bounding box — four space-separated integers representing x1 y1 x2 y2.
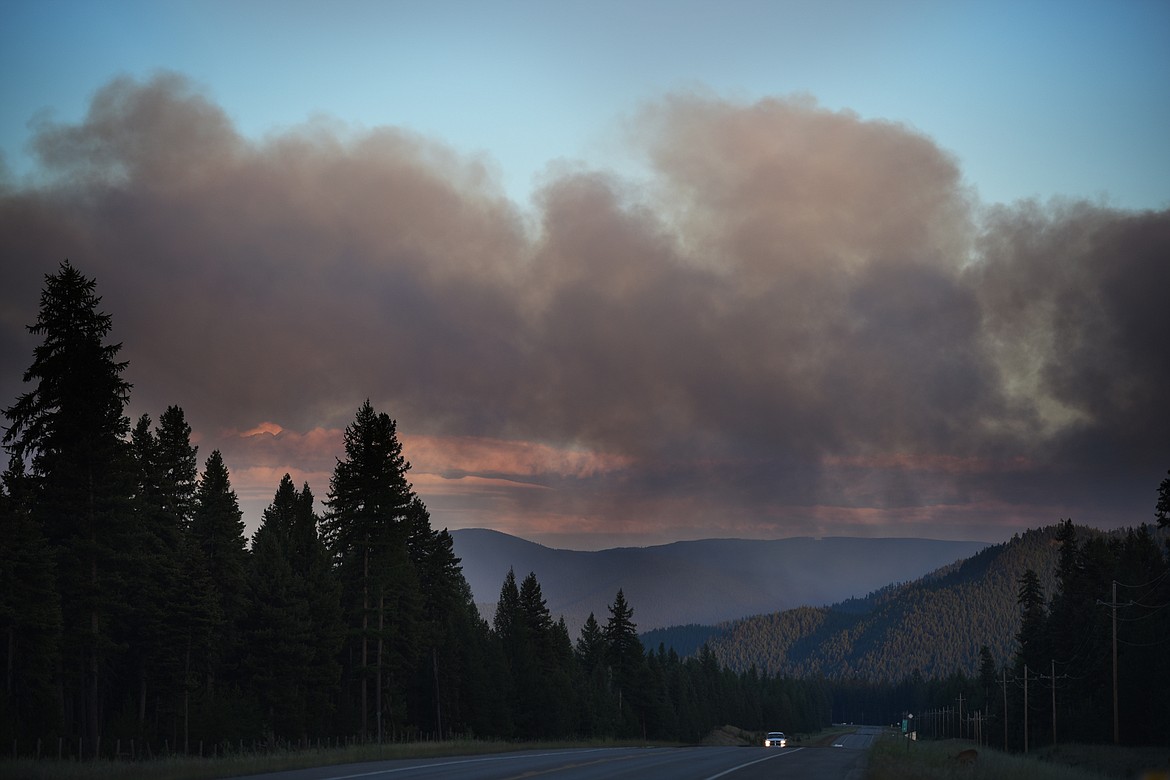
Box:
661 524 1113 681
449 528 988 634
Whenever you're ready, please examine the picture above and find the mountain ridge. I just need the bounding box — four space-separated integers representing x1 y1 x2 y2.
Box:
450 527 989 633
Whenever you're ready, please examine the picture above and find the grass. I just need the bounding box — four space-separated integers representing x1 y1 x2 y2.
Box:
865 734 1129 780
802 724 859 746
0 737 667 780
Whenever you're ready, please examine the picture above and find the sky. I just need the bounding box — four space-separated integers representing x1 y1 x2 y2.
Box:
1 0 1168 549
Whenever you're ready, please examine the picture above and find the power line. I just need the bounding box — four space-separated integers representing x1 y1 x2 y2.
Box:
1113 568 1170 592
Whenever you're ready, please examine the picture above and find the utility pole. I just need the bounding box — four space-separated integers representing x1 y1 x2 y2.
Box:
1023 664 1029 753
1051 659 1057 746
1002 667 1009 750
1112 580 1119 745
433 647 443 739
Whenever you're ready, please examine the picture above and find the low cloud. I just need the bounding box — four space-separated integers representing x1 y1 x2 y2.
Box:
2 73 1166 544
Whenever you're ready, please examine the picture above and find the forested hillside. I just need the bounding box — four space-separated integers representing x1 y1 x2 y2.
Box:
650 520 1170 747
704 526 1066 679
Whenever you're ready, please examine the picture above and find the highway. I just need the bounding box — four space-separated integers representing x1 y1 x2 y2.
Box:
235 727 879 780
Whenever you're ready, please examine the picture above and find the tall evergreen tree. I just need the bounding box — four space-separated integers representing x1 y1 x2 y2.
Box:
322 401 420 740
2 260 133 751
605 588 647 736
1015 568 1047 674
189 450 249 701
124 409 199 738
246 475 342 740
575 613 606 673
402 497 480 737
574 611 612 734
154 406 199 528
492 568 525 737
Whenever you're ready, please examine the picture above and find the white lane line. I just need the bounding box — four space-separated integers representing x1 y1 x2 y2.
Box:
319 748 612 779
702 747 804 779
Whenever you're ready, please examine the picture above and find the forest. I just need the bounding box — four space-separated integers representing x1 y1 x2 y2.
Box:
648 519 1170 749
0 261 835 756
2 261 1166 758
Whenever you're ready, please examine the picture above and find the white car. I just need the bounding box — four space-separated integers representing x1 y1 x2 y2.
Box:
764 731 787 747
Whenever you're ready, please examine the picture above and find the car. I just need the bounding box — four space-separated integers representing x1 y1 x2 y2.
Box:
763 731 787 748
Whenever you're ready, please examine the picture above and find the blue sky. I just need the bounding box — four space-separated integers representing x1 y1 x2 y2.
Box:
4 0 1169 211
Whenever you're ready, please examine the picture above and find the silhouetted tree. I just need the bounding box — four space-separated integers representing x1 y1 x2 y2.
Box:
3 260 134 752
245 475 342 740
1015 568 1047 673
322 401 420 740
124 408 199 738
605 588 646 736
1157 469 1170 528
189 449 250 721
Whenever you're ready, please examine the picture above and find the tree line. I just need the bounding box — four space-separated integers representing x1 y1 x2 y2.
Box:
1006 517 1170 748
870 514 1170 751
0 261 833 756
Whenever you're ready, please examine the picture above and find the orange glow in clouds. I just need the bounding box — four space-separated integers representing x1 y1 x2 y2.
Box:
220 422 635 538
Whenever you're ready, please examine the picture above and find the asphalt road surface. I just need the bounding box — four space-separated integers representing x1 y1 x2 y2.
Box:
234 727 879 780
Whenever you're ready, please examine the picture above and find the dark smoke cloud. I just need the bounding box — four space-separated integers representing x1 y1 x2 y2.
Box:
1 74 1166 543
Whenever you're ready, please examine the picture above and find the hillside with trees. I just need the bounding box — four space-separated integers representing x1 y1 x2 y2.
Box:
700 525 1067 680
649 520 1170 749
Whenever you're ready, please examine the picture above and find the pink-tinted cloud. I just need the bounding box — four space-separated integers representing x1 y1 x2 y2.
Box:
2 74 1166 545
403 434 634 481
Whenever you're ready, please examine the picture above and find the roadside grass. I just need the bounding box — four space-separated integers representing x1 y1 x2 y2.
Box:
866 735 1118 780
0 737 668 780
800 724 858 747
1036 743 1170 779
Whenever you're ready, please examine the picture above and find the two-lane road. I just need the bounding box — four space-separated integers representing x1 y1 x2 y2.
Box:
236 727 880 780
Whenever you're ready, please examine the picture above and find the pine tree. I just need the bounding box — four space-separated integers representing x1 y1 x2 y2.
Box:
402 497 479 737
1013 567 1048 747
575 612 606 674
492 568 525 737
514 572 573 737
322 401 420 741
155 406 199 528
574 611 612 735
977 644 997 712
3 260 134 751
124 410 198 738
605 589 646 736
246 475 341 740
189 450 249 699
